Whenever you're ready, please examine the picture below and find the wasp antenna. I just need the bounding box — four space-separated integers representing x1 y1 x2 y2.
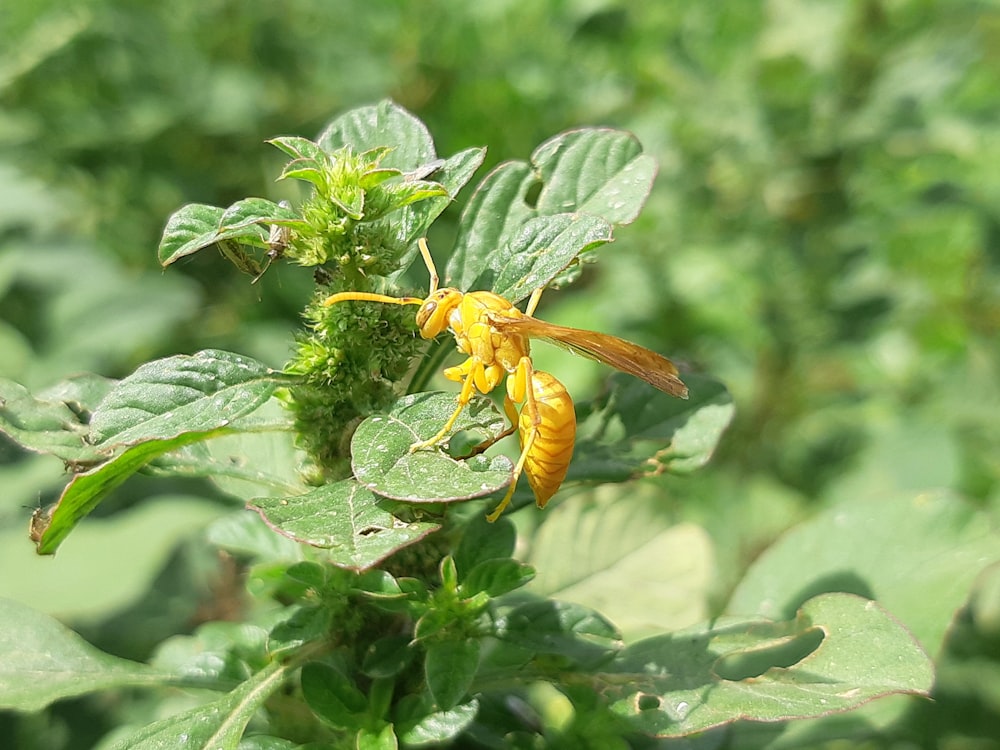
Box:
418 238 440 295
322 292 424 307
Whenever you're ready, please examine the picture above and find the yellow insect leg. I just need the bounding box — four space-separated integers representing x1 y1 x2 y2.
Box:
486 358 538 522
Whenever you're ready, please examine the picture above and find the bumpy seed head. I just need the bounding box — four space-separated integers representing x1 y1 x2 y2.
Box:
415 288 464 338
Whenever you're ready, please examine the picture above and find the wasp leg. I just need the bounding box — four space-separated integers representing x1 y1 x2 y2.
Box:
486 358 539 522
456 398 518 458
410 356 499 452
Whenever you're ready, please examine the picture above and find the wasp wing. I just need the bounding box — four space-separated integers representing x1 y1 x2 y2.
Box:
488 313 688 399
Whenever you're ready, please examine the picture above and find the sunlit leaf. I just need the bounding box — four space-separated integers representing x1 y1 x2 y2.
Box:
527 498 714 640
157 202 227 267
446 127 655 297
608 594 933 737
351 392 512 502
318 99 436 171
531 129 657 226
728 489 1000 658
88 350 279 446
397 699 479 746
34 351 282 553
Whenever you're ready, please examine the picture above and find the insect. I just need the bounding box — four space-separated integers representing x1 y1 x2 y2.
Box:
323 239 688 520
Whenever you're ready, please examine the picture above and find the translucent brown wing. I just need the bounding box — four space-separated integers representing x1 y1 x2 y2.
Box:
489 313 688 399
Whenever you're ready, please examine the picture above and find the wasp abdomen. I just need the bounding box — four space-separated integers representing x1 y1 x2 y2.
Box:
520 370 576 508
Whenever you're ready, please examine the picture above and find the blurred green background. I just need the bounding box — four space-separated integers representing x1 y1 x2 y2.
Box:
2 0 1000 747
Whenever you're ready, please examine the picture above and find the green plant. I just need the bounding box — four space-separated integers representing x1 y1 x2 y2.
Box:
0 101 934 748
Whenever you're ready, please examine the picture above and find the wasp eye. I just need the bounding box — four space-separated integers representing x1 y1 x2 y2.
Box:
416 301 437 328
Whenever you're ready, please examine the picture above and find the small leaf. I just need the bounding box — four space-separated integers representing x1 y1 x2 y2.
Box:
607 593 933 737
361 635 416 679
356 724 398 750
0 598 168 711
248 481 440 571
217 197 304 235
460 558 535 598
110 659 289 750
351 392 513 502
397 699 479 746
570 373 733 485
301 661 368 731
268 135 329 162
425 639 480 710
158 202 226 267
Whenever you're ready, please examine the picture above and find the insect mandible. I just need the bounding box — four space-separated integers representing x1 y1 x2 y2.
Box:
322 239 688 521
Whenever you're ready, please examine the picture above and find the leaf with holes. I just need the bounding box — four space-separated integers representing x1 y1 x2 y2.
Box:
248 481 440 571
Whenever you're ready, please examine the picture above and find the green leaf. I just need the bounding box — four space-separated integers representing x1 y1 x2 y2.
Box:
88 350 278 446
728 489 1000 658
0 377 103 465
460 558 535 598
37 372 116 417
489 213 613 304
446 127 654 297
447 186 612 303
351 392 513 502
205 510 305 563
361 635 416 679
527 498 715 641
158 200 302 272
36 429 233 555
248 481 440 571
33 351 282 553
570 373 734 485
607 593 933 737
151 619 269 685
0 598 167 711
110 659 289 750
397 699 479 746
356 724 398 750
217 197 304 234
453 514 517 578
318 99 436 171
157 202 226 267
530 129 657 226
425 639 480 710
391 147 487 248
494 600 622 668
301 661 368 731
151 397 305 500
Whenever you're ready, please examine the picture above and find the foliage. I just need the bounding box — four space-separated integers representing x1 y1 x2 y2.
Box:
1 1 999 748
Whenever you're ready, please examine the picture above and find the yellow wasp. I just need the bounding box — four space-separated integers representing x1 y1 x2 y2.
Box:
323 239 688 521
